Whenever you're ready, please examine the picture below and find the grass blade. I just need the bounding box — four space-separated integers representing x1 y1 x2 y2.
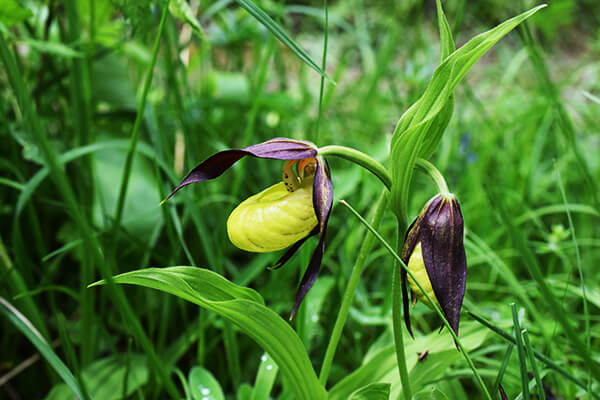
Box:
493 343 514 391
487 186 600 381
234 0 331 81
522 330 545 400
468 310 600 400
511 303 529 400
0 297 87 399
0 17 182 399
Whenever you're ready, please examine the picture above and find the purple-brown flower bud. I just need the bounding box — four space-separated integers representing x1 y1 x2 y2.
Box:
401 193 467 337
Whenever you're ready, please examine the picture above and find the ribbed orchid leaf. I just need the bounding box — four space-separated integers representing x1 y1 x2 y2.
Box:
389 5 545 223
90 267 327 400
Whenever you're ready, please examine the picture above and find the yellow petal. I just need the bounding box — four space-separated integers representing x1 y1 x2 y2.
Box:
407 242 440 309
227 178 318 252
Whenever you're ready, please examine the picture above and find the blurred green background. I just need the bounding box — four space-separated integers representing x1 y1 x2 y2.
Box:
1 0 599 399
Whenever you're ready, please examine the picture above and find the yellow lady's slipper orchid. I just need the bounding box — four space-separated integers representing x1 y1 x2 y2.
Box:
163 138 333 319
227 177 318 252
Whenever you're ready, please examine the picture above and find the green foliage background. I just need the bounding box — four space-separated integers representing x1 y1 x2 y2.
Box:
1 0 599 399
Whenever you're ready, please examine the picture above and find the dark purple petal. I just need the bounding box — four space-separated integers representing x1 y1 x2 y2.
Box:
421 195 467 336
498 384 508 400
288 156 333 319
244 137 317 160
163 138 317 202
270 228 318 270
290 236 325 320
400 218 422 338
312 157 333 232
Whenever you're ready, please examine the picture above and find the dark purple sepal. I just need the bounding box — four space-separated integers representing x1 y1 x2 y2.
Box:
312 157 333 232
420 194 467 336
289 157 333 320
289 236 325 320
400 217 423 338
498 384 508 400
163 138 317 202
270 228 318 270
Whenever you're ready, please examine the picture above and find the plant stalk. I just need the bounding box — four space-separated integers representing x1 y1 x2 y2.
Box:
392 230 412 400
319 191 387 385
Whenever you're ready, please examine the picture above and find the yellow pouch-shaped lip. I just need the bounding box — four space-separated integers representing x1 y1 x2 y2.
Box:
407 242 440 309
227 178 318 252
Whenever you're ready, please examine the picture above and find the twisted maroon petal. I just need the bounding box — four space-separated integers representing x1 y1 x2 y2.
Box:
289 157 333 319
270 228 318 271
163 138 317 201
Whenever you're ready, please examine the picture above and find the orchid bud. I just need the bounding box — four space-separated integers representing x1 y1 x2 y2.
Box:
401 193 467 337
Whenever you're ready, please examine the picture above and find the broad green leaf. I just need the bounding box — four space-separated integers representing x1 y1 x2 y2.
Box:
350 383 391 400
90 267 327 400
234 0 330 81
389 5 545 223
20 39 83 58
169 0 206 39
46 354 149 400
0 0 32 27
0 297 85 399
251 353 279 400
328 322 488 400
189 366 225 400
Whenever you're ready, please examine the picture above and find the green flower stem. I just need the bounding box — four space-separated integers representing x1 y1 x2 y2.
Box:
318 146 449 195
415 158 449 194
317 145 392 189
319 190 388 385
340 200 493 400
392 233 412 400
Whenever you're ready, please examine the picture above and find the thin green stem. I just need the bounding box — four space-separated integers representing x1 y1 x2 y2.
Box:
555 164 590 372
392 232 412 400
522 330 545 400
318 145 391 189
340 200 493 400
415 159 449 194
313 0 328 144
111 1 170 247
318 146 450 195
318 191 387 385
